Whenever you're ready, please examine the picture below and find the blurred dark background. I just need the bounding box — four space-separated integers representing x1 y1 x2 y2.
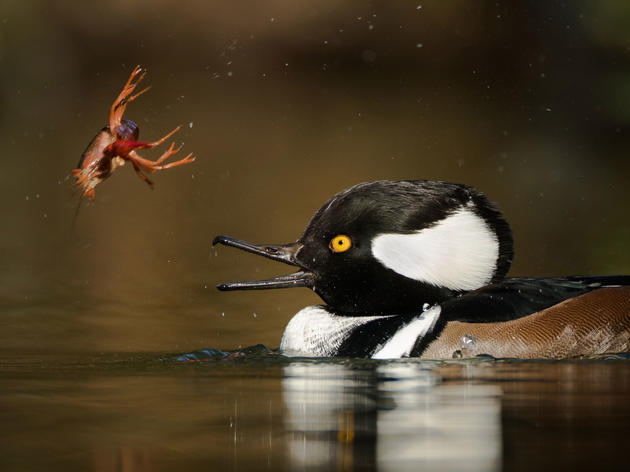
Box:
1 0 629 354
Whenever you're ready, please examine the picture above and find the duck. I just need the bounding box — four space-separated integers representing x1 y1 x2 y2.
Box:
213 180 630 359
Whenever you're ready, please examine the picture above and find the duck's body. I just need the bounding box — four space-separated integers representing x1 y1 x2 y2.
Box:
214 180 630 359
279 282 630 359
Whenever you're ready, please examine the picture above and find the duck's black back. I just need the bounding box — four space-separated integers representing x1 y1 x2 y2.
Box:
441 275 630 323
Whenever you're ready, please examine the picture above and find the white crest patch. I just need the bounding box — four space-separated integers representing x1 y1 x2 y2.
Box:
372 305 441 359
371 207 499 291
280 306 392 357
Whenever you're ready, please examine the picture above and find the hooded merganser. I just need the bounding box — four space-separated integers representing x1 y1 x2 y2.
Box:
213 180 630 359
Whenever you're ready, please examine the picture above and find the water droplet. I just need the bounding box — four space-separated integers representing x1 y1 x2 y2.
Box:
459 334 477 351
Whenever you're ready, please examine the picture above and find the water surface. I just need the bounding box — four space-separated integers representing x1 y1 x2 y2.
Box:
2 351 629 471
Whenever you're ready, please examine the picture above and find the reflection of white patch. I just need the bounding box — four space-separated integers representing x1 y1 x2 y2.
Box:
280 306 392 357
372 306 441 359
280 362 502 472
377 381 502 470
371 208 499 291
282 363 376 468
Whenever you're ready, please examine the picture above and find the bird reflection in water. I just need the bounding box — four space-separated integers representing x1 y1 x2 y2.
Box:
282 361 502 471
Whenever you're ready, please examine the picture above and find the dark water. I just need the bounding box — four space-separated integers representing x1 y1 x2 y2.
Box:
2 351 629 471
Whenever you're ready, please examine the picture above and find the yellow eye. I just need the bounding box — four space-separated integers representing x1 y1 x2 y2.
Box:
329 235 352 253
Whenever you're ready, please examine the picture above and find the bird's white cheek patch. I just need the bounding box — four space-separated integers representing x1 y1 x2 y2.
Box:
370 208 499 291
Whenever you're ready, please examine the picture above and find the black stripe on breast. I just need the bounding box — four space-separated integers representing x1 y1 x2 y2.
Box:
336 316 409 357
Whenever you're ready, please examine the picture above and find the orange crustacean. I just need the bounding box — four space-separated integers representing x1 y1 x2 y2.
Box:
72 65 195 200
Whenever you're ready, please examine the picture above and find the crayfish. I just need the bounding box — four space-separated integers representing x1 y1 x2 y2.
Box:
73 66 195 200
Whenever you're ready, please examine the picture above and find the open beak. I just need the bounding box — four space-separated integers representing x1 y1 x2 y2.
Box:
212 235 315 291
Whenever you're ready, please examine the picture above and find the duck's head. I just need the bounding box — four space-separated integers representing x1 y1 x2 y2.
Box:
213 180 513 315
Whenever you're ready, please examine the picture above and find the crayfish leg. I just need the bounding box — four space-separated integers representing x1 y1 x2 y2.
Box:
109 66 150 131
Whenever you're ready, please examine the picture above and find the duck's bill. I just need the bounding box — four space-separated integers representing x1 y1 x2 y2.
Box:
213 235 315 291
217 270 315 291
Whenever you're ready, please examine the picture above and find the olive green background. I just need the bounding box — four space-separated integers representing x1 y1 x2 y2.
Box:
1 1 629 354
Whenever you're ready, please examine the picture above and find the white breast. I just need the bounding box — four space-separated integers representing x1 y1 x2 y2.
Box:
280 306 392 357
